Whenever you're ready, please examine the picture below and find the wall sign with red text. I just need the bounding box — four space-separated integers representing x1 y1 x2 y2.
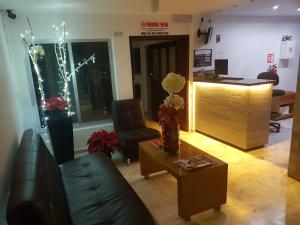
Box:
140 21 169 36
267 53 274 63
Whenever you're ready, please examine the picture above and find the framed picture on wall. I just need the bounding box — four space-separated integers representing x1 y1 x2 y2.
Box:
194 49 212 67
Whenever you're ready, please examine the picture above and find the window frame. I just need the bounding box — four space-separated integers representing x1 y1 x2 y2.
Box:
25 38 117 129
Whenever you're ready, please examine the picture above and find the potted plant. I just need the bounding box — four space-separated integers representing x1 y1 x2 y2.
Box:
87 130 118 158
45 96 74 164
158 73 186 155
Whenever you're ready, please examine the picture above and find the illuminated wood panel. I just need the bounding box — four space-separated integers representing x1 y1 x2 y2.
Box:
288 61 300 181
194 82 273 150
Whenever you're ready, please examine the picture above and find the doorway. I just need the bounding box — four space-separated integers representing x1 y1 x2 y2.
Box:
129 35 189 131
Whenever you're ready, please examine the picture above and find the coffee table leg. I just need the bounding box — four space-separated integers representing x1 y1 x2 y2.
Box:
214 206 221 211
139 148 164 177
177 179 193 221
177 166 227 220
183 216 191 221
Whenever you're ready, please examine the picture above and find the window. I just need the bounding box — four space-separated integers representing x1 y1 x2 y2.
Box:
29 41 114 127
71 42 113 123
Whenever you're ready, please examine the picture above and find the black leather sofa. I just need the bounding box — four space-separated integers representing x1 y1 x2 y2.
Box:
6 129 157 225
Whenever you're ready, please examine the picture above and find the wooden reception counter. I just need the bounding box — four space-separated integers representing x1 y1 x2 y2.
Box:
193 78 273 150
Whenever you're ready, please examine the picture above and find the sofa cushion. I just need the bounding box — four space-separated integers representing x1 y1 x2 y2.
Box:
59 152 156 225
118 128 161 153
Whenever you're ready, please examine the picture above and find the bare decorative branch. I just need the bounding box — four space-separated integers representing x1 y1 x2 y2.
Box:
52 22 96 114
21 17 46 112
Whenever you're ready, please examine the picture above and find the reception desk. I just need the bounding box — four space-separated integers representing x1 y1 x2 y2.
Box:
193 79 273 150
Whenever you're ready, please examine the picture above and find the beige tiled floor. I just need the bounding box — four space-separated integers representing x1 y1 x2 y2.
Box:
113 119 300 225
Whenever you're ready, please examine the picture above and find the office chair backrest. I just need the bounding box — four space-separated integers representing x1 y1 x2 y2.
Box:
257 72 279 86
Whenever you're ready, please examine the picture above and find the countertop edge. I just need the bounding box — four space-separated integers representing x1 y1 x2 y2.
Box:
193 79 274 86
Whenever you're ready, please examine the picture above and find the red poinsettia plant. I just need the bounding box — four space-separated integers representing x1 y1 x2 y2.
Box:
45 96 68 119
46 96 68 111
87 130 118 154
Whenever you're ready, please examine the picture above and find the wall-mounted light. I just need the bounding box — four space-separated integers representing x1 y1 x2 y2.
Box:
297 8 300 12
273 5 279 10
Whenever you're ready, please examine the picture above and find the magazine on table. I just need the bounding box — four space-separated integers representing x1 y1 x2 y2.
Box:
175 155 212 171
151 139 163 148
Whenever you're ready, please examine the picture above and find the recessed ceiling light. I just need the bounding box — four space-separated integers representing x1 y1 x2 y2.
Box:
297 8 300 11
273 5 279 10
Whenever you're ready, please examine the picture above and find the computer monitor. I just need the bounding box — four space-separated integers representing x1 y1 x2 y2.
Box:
215 59 228 75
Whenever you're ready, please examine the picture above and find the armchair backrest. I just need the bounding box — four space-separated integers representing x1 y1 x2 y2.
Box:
111 99 146 132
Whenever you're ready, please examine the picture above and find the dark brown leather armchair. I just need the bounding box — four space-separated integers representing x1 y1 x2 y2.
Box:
111 99 161 163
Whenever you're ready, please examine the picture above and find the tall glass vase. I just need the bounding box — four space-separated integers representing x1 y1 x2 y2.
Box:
162 124 180 156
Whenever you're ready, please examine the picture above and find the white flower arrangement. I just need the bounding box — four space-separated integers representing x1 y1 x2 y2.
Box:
164 94 184 110
161 73 186 95
161 73 186 110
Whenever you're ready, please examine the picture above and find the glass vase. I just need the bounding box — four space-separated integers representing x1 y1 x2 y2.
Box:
162 124 180 156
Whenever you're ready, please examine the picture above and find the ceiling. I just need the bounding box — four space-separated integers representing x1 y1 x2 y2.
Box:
218 0 300 16
0 0 299 16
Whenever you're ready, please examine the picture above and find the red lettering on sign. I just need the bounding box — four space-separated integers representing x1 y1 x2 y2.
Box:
141 21 168 28
140 21 169 36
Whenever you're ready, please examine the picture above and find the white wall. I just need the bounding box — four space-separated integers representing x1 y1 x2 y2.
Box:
193 16 300 91
0 15 23 224
3 12 193 149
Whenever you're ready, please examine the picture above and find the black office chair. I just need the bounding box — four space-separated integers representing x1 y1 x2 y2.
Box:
257 72 285 133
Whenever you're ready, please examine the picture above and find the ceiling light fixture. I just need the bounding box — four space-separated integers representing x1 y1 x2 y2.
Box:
297 8 300 11
273 5 279 10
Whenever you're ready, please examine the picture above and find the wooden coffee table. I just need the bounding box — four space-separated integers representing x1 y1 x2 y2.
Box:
139 139 228 221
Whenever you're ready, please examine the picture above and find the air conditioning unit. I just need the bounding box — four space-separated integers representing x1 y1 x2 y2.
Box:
171 15 193 23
